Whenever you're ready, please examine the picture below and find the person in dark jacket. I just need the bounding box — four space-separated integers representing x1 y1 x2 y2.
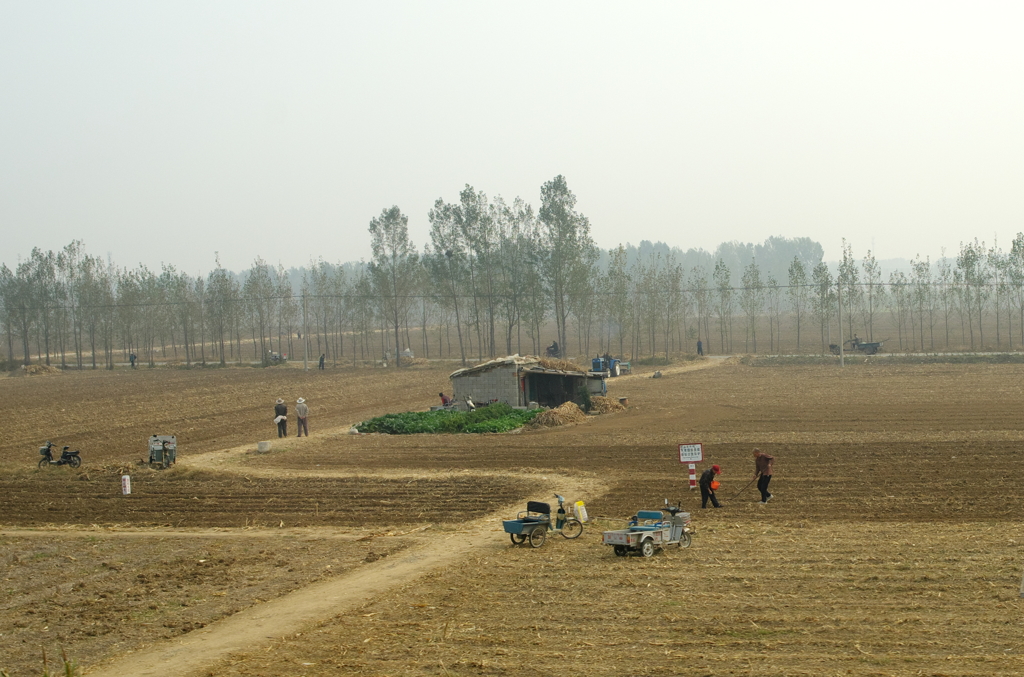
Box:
699 464 722 508
274 398 288 437
753 448 774 503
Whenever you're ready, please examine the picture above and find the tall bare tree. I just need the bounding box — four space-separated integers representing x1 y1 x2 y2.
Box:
368 206 418 368
538 176 596 355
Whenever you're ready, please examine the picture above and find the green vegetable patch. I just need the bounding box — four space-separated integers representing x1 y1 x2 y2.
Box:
356 403 542 434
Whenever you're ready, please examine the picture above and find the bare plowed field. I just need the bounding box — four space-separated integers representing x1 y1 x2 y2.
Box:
0 467 538 528
0 363 453 465
2 360 1024 676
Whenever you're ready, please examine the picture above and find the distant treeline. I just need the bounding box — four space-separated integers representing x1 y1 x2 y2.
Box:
4 176 1024 369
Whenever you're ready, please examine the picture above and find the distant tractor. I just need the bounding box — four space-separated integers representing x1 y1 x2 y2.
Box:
830 337 884 356
148 435 177 468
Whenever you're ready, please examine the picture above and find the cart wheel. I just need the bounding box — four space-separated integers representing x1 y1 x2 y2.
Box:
640 538 655 558
510 533 526 545
528 525 547 548
679 532 692 549
69 455 81 469
561 518 583 539
38 457 49 469
613 545 627 557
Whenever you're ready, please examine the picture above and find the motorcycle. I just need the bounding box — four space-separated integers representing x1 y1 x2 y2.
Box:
38 441 82 469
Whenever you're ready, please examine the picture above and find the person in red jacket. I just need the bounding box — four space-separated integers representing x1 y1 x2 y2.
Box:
752 448 774 503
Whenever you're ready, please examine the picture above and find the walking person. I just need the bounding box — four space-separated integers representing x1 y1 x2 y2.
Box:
296 397 309 437
274 398 288 437
318 353 325 370
696 339 703 356
699 464 722 508
752 448 774 503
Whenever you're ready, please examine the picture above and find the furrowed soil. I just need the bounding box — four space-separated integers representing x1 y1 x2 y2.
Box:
2 359 1023 676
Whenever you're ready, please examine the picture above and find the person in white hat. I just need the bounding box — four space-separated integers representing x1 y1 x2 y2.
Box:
274 398 288 437
296 398 309 437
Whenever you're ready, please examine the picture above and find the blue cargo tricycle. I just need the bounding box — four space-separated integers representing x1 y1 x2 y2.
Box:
503 494 584 548
602 501 692 557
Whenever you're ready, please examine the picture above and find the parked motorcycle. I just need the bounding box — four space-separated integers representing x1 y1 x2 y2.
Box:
38 441 82 468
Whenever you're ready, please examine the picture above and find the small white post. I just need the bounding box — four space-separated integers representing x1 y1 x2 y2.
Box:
121 475 131 495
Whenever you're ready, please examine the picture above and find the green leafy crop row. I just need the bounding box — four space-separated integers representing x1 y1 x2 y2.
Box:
356 403 541 434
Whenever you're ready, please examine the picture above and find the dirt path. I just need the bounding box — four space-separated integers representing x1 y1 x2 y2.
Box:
81 441 607 677
614 354 732 381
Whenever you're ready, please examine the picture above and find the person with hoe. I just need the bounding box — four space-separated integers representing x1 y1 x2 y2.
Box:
699 464 722 508
274 398 288 437
752 448 774 503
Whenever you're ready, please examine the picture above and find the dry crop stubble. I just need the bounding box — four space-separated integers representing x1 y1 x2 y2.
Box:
3 361 1024 676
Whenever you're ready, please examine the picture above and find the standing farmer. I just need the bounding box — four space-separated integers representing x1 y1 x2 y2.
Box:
752 448 774 503
296 397 309 437
699 464 722 508
274 398 288 438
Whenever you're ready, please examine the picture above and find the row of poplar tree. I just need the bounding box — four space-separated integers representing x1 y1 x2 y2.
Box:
4 175 1024 369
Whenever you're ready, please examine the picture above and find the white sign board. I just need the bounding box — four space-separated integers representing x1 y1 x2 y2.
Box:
678 443 703 463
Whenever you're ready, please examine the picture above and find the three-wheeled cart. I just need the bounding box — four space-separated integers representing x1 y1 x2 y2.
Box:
148 435 177 468
503 494 584 548
602 503 692 557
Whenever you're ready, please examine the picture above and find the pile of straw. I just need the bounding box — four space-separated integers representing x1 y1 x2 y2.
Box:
528 401 588 428
589 395 626 414
536 357 586 372
22 364 62 376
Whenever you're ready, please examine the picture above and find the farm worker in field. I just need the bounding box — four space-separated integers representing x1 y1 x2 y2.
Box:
699 464 722 508
296 398 309 437
319 353 325 370
274 398 288 437
696 339 703 356
439 392 451 406
752 448 774 503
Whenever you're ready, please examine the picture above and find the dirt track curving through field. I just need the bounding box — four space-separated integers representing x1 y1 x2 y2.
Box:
82 436 607 677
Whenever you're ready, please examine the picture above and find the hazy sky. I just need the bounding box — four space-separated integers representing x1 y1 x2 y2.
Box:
3 2 1023 275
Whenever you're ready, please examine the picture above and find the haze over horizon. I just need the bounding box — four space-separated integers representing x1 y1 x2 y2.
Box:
3 2 1023 275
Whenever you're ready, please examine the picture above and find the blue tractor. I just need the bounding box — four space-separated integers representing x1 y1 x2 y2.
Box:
591 354 623 377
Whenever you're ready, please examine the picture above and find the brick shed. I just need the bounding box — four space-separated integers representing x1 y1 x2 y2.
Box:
449 355 606 409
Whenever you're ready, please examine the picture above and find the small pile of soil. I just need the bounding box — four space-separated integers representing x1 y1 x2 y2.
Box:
589 396 625 414
536 357 587 372
528 401 588 428
398 357 429 367
22 364 62 376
